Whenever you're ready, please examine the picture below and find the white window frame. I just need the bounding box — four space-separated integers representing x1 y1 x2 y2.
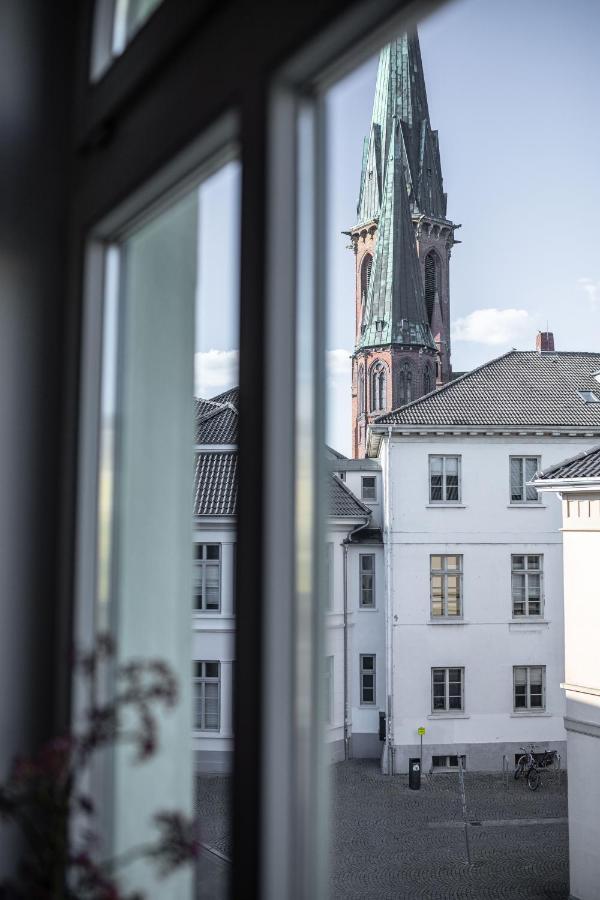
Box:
359 553 376 609
359 654 376 705
194 660 221 731
430 554 462 618
431 667 464 713
429 455 461 503
513 665 546 712
511 554 543 617
194 542 222 612
361 475 377 502
509 455 541 504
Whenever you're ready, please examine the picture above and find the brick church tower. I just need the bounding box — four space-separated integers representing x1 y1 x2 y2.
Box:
349 33 459 458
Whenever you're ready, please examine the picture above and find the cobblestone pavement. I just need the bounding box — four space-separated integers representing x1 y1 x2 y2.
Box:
197 759 568 899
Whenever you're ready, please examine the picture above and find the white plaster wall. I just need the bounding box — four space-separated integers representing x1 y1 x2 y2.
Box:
347 544 385 737
344 470 383 529
385 434 598 760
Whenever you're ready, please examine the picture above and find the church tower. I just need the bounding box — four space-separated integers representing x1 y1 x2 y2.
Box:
349 33 459 458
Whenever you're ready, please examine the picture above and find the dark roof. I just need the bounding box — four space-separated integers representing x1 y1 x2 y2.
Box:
536 444 600 481
328 474 371 518
375 351 600 428
348 527 383 543
194 452 238 516
326 445 348 460
195 389 238 444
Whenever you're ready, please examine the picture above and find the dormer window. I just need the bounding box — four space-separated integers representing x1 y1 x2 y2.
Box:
577 390 600 404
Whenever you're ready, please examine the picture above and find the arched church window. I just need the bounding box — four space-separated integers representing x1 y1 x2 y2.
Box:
358 365 365 413
423 366 432 395
370 362 386 411
399 361 413 406
360 253 373 305
424 251 440 325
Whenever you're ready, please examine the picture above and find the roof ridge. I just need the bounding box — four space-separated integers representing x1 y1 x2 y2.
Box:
375 348 516 423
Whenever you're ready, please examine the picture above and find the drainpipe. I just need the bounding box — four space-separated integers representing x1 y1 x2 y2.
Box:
384 426 394 775
342 514 370 761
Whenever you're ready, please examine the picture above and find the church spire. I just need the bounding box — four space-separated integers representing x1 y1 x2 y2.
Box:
349 30 459 458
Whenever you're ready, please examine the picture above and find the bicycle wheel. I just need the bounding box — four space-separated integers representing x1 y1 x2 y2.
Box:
514 757 525 779
527 767 540 791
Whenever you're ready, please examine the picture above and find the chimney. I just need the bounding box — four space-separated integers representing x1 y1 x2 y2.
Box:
536 331 555 352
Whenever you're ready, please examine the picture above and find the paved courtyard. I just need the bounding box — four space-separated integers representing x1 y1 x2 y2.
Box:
197 759 568 899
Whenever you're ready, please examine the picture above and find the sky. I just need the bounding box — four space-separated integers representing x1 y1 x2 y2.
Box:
196 0 600 456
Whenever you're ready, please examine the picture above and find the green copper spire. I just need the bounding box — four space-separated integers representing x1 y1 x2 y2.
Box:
357 33 447 223
358 118 436 351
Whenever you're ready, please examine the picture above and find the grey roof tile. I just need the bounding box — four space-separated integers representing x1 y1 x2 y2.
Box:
194 452 238 516
536 443 600 480
328 474 372 518
195 390 238 444
375 351 600 428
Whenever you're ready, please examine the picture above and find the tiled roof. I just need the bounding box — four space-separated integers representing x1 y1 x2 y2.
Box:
375 351 600 428
195 389 238 444
194 452 238 516
536 444 600 481
328 474 371 518
194 389 369 520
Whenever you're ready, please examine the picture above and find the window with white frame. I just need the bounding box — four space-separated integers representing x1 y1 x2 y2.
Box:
324 655 334 724
511 555 543 617
513 665 545 711
510 456 540 503
429 456 461 503
194 543 221 611
432 754 465 770
360 654 376 705
194 661 220 730
359 554 375 608
430 555 462 617
361 475 377 502
431 667 464 712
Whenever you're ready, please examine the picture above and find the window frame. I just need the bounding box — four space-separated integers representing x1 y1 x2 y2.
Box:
429 454 461 504
509 455 541 504
324 655 334 724
513 665 546 712
194 542 222 612
359 553 376 609
431 666 464 713
359 654 376 706
361 475 377 502
511 554 543 618
194 660 221 731
430 554 463 618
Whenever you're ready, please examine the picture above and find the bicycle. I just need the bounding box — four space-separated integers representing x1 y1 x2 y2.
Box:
514 745 541 791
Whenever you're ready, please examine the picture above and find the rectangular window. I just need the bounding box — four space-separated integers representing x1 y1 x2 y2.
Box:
430 555 462 617
194 661 220 731
360 654 376 705
510 456 540 503
194 543 221 611
324 655 334 724
429 456 461 503
361 475 377 501
359 554 375 608
431 667 464 712
511 555 543 617
513 665 545 711
432 755 465 769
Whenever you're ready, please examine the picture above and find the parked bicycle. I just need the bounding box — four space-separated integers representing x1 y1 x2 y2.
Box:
514 745 558 791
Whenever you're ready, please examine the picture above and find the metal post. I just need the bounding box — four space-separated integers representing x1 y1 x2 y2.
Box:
458 756 472 867
420 733 423 768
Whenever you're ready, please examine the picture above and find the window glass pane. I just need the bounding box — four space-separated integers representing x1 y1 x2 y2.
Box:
430 555 442 571
512 573 525 615
510 458 523 501
446 555 460 571
206 545 220 560
525 457 539 501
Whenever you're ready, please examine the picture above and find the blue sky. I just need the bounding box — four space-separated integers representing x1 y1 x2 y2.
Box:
196 0 600 456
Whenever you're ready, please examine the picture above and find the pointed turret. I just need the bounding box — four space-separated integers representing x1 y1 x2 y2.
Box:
359 120 435 352
349 30 460 458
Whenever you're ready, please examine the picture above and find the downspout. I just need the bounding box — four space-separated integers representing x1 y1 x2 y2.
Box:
342 514 371 761
384 426 394 775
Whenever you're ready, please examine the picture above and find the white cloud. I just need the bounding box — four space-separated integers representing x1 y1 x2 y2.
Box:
451 308 536 346
195 349 239 399
578 277 600 307
326 348 352 380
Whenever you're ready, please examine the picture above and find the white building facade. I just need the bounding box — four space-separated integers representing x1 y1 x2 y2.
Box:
370 349 600 773
535 444 600 900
